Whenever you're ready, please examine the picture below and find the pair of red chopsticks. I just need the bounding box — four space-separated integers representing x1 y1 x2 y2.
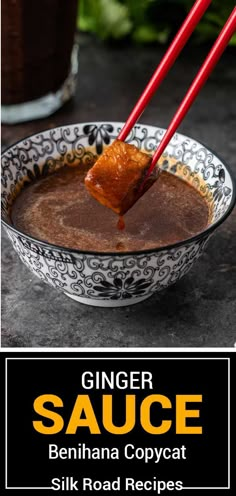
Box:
118 0 236 183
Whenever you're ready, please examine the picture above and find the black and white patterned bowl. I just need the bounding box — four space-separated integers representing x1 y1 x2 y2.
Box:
1 122 235 307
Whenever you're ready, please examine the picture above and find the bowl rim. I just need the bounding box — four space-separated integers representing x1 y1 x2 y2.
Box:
1 121 236 257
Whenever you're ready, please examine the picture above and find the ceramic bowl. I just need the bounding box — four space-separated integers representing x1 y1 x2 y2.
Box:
1 122 235 307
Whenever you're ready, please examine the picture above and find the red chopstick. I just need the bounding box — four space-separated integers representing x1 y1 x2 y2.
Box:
143 7 236 182
118 0 212 142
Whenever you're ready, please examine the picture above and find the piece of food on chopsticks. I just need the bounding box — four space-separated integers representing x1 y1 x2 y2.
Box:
84 140 159 215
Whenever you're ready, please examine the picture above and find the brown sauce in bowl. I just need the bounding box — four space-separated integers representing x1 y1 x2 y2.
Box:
11 164 209 252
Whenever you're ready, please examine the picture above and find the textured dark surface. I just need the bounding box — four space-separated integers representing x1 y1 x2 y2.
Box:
1 35 236 347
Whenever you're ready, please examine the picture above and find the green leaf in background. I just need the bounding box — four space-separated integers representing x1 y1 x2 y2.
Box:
125 0 156 25
193 1 236 44
229 33 236 46
78 0 236 45
79 0 132 40
98 0 132 39
133 24 170 44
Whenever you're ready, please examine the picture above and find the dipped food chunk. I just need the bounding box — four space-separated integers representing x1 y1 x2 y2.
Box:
84 140 157 215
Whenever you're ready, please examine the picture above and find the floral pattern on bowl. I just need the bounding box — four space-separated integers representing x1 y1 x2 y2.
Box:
1 122 235 307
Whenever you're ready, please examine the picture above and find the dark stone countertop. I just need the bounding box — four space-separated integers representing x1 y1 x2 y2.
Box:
1 35 236 347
